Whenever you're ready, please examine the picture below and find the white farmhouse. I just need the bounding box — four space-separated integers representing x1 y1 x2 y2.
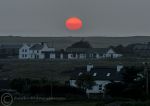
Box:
19 43 122 60
103 48 122 59
66 48 122 59
19 43 31 59
69 64 123 94
19 43 55 59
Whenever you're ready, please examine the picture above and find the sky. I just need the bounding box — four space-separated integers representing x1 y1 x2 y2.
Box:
0 0 150 37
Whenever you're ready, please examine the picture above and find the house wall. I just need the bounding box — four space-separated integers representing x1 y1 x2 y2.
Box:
29 50 43 59
40 44 55 59
19 44 122 60
19 44 30 59
86 80 111 94
50 53 55 59
69 80 77 87
96 54 100 59
60 53 64 59
68 54 73 59
19 43 55 59
68 53 78 59
79 54 86 59
67 49 122 60
69 80 111 94
104 49 122 59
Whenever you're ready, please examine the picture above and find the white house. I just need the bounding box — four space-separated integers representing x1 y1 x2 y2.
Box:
19 42 122 60
69 64 123 94
66 48 122 60
19 43 31 59
103 48 122 59
19 43 55 59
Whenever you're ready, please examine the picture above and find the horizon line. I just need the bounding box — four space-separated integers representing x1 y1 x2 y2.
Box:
0 35 145 38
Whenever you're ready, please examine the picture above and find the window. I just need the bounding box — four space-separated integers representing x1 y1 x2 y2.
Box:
25 54 27 57
36 55 39 59
22 49 24 52
93 73 97 76
78 72 82 76
22 54 24 57
73 54 76 57
99 84 102 90
106 73 111 77
25 49 27 52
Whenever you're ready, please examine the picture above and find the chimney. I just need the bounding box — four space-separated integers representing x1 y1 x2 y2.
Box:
87 64 93 72
117 64 123 72
41 42 45 45
41 42 48 47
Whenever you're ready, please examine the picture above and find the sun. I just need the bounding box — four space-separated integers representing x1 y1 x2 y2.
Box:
65 17 83 31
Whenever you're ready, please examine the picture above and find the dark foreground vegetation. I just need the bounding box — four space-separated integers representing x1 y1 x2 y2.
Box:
5 65 150 106
9 100 150 106
9 78 86 99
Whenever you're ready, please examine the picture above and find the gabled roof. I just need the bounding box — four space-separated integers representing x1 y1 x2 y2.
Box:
66 48 109 54
70 66 123 81
30 44 44 50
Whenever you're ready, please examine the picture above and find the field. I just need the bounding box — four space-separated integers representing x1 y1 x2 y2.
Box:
1 36 150 83
0 58 149 83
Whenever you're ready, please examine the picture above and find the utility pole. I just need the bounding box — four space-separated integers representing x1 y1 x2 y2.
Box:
50 70 53 99
146 66 149 96
144 62 149 96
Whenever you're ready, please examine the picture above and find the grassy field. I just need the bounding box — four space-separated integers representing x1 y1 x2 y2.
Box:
0 58 149 83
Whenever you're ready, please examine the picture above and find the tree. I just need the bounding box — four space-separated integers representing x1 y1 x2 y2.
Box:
75 73 95 90
68 40 92 48
105 82 125 97
105 66 146 99
122 66 143 84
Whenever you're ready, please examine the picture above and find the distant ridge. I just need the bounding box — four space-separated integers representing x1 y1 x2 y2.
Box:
0 36 150 49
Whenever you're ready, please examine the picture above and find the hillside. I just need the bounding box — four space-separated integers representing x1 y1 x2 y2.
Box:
0 36 150 49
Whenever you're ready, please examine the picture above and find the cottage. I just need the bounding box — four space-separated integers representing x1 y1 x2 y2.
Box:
19 42 122 60
66 48 122 59
69 64 123 94
103 48 122 59
19 43 55 59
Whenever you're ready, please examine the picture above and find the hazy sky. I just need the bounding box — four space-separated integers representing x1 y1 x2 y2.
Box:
0 0 150 37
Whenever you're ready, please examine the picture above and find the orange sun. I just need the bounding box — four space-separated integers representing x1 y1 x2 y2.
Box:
65 17 83 31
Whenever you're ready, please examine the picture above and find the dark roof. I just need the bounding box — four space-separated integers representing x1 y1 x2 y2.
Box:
133 44 150 50
66 48 109 54
42 51 62 53
70 66 122 81
30 44 44 50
